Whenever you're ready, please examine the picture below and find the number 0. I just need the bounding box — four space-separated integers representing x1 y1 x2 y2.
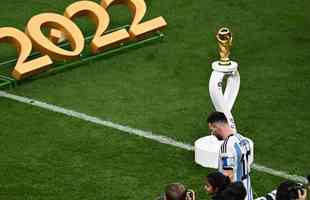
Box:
26 13 85 60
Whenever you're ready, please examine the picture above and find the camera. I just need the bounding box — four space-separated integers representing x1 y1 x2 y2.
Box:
287 183 305 199
276 180 307 200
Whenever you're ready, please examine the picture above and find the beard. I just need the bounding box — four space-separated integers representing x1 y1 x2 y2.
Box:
214 133 224 141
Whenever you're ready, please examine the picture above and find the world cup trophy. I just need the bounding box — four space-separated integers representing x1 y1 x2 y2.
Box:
216 27 232 65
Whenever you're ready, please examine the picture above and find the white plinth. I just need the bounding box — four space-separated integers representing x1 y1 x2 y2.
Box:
195 135 223 169
212 61 238 73
194 135 255 169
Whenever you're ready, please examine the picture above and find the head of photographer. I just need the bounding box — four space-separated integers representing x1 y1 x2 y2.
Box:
155 183 195 200
205 172 246 200
205 172 231 199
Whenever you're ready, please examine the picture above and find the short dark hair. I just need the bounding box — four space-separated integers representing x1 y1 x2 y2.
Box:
207 172 231 193
207 111 228 124
165 183 186 200
220 182 247 200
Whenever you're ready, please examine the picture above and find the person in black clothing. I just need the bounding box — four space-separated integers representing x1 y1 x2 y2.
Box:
275 180 307 200
205 172 246 200
205 172 231 200
220 182 247 200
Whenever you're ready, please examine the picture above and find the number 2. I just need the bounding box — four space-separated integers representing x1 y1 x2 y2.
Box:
101 0 167 38
0 27 53 80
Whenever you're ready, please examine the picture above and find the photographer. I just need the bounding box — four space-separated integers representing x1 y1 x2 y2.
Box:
205 172 246 200
205 172 231 200
256 176 309 200
220 182 247 200
155 183 195 200
276 180 307 200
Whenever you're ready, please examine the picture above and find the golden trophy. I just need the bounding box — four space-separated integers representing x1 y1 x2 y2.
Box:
216 27 232 65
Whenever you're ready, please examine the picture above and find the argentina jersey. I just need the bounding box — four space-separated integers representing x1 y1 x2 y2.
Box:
218 133 253 200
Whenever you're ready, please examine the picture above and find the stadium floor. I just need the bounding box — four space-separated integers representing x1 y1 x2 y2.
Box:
0 0 309 199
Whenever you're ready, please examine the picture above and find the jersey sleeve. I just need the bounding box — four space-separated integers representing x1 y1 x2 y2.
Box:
220 142 235 170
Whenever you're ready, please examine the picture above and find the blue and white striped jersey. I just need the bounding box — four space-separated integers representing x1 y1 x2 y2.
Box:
218 133 253 200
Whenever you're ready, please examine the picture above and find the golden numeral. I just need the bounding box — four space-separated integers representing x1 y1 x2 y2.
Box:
49 1 131 53
64 1 130 53
26 13 85 60
0 27 53 80
101 0 167 38
0 0 167 80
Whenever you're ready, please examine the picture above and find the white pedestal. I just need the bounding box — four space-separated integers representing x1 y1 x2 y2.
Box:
194 135 223 169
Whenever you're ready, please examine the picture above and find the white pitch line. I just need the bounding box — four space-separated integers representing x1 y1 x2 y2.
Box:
0 90 308 184
252 164 307 183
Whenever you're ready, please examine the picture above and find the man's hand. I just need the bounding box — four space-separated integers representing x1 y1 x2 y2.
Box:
185 190 195 200
297 188 307 200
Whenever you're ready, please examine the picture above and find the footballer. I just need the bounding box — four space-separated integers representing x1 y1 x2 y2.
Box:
207 111 253 200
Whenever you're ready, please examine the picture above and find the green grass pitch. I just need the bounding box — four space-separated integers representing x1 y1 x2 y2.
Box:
0 0 310 199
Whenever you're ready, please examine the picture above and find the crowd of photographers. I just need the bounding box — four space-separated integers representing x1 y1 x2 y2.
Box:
155 174 309 200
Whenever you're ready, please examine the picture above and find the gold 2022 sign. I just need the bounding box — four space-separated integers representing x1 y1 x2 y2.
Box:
0 0 167 80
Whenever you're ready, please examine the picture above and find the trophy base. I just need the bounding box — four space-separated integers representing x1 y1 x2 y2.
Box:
194 135 223 169
212 61 238 73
